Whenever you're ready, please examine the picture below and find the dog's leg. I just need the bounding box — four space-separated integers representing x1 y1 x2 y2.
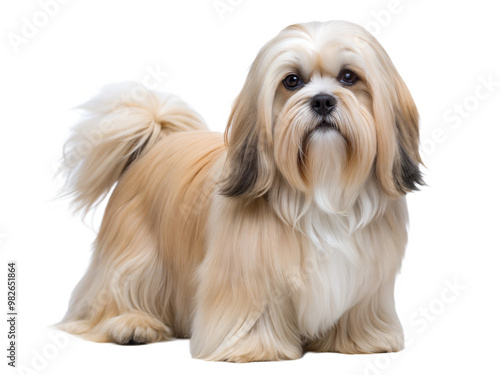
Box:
59 200 173 344
307 277 404 354
192 300 302 362
190 197 303 362
93 312 172 344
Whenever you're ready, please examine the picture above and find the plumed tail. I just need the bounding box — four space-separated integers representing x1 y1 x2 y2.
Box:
60 82 207 215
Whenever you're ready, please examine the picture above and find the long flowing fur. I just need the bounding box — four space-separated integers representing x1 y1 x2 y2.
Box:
58 21 422 362
61 82 207 214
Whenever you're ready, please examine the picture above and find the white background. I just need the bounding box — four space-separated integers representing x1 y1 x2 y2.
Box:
1 0 499 374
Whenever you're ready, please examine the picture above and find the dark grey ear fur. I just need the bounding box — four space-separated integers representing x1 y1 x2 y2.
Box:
220 138 259 197
396 142 424 193
394 115 425 194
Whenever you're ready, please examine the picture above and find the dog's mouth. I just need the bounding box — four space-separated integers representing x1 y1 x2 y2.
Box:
299 121 341 164
316 121 338 131
303 121 340 144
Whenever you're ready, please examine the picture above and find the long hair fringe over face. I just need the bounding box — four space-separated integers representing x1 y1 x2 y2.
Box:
221 21 423 214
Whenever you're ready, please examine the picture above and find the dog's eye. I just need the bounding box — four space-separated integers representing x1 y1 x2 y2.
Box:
283 74 304 90
338 69 358 86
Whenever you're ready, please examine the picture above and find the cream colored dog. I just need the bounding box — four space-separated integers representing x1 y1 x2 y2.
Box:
58 20 423 362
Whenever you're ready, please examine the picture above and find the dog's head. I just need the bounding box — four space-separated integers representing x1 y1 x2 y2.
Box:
221 21 423 212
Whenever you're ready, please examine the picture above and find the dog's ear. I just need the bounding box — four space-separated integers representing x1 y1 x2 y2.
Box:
370 49 424 198
392 76 424 193
220 59 276 199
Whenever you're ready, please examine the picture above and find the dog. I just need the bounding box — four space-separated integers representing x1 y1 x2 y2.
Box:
58 20 423 362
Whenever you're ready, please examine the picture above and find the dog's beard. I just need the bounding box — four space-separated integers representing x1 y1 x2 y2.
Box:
271 99 386 256
274 89 377 216
306 129 351 214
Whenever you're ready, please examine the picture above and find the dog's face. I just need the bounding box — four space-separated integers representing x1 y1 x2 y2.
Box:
221 21 423 212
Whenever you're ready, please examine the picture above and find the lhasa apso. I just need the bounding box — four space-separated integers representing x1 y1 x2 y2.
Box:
58 20 423 362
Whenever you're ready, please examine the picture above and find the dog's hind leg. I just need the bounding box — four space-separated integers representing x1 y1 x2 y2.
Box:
58 196 173 344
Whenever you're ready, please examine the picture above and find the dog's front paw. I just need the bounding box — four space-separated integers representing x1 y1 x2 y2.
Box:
363 329 404 353
338 326 404 354
100 312 172 344
216 344 302 363
221 343 302 363
195 327 303 362
307 321 404 354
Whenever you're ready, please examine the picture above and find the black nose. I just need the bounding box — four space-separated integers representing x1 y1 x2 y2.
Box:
310 94 336 116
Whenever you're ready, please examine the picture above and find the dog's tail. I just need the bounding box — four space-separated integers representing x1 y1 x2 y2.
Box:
61 82 207 214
